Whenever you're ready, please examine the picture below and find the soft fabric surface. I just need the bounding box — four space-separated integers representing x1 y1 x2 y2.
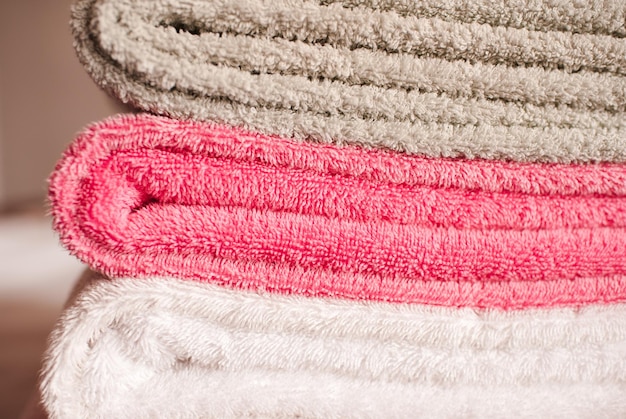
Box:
320 0 626 36
48 113 626 309
39 269 626 418
71 0 626 163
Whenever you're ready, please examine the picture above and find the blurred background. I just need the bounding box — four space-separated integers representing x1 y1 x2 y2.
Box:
0 0 125 416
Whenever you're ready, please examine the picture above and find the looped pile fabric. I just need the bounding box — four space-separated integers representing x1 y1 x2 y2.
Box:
37 0 626 417
72 0 626 162
39 270 626 418
47 113 626 309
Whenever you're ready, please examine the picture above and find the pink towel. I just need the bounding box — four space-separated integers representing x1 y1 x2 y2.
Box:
49 113 626 309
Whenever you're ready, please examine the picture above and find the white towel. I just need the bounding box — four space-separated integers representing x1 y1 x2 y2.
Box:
40 270 626 418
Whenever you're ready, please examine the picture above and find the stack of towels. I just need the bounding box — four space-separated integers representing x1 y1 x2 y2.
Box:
38 0 626 417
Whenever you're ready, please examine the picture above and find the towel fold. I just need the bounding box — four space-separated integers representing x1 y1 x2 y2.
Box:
40 269 626 418
71 0 626 163
319 0 626 37
48 113 626 308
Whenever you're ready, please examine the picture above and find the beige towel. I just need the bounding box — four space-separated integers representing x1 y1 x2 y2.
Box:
71 0 626 163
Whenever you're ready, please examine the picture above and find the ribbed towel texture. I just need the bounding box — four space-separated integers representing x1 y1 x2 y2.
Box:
48 113 626 309
71 0 626 163
39 0 626 416
40 270 626 419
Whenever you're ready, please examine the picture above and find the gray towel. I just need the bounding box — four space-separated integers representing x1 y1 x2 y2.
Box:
72 0 626 162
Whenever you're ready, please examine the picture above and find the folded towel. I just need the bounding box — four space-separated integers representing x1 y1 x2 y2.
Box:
48 113 626 309
40 269 626 418
320 0 626 36
71 0 626 163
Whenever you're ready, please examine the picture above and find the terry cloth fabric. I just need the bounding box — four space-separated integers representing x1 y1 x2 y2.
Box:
39 269 626 419
71 0 626 163
48 113 626 309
